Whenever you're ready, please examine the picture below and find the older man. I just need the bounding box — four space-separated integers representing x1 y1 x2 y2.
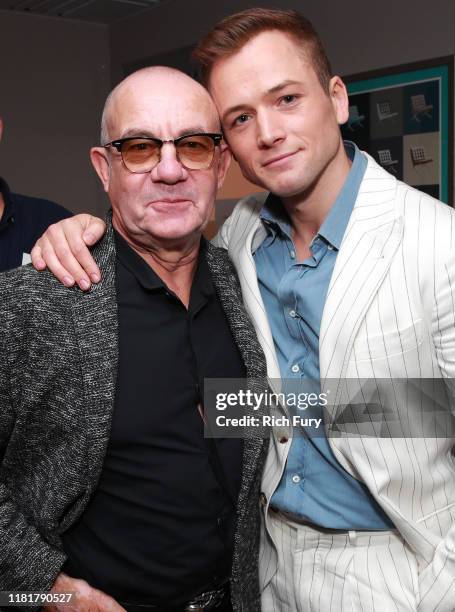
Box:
31 8 455 612
0 67 267 612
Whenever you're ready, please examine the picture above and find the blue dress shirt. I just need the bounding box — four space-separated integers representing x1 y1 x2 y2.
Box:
253 142 393 529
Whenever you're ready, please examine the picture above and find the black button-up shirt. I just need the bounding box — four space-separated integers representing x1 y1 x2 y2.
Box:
62 231 246 606
0 177 72 272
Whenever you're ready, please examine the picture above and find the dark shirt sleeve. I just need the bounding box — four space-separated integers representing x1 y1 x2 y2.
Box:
0 193 73 272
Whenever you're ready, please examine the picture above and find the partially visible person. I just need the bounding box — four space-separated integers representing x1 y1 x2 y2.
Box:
0 116 72 272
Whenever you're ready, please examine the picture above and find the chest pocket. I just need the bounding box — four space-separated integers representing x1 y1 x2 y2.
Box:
351 319 423 362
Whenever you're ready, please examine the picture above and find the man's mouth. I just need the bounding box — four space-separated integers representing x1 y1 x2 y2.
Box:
150 198 192 203
147 198 193 212
262 151 298 167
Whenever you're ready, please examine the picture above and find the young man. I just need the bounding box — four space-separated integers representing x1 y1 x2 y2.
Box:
31 9 455 611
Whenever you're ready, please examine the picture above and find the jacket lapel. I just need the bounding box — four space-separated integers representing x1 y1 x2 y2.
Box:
70 218 119 495
320 157 403 383
205 242 268 504
227 215 281 381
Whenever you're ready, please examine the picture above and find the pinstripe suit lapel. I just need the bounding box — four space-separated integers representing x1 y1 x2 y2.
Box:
227 217 282 381
320 157 403 383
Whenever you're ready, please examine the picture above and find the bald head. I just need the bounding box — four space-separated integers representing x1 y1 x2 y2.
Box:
100 66 219 144
90 65 231 256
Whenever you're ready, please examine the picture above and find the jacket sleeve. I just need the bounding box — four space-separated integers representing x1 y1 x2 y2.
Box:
417 247 455 612
0 302 66 593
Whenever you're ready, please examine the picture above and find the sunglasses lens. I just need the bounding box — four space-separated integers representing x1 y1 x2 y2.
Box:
177 135 216 170
121 138 160 172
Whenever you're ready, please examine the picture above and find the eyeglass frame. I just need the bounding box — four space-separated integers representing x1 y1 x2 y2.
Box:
103 132 223 173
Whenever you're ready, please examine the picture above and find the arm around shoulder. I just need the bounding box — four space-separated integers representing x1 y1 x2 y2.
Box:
31 213 106 290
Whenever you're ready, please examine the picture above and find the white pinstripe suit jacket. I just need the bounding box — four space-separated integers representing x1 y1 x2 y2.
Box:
213 154 455 611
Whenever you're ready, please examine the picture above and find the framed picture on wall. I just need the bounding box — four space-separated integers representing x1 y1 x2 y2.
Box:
341 56 453 205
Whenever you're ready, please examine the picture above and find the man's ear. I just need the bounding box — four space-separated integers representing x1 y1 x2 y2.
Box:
90 147 111 192
329 76 350 126
216 144 232 190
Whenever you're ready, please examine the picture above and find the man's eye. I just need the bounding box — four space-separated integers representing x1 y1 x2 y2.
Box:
182 140 203 149
130 142 152 151
233 114 250 126
281 94 297 104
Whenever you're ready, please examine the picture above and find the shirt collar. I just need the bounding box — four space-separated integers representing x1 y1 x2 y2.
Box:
0 177 16 229
114 229 214 297
259 140 367 250
260 192 292 241
318 141 366 250
115 229 164 290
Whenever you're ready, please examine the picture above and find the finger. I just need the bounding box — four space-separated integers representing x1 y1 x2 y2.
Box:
51 216 102 287
31 241 47 270
82 216 107 248
34 216 93 289
48 573 94 612
41 233 91 291
38 239 82 287
93 588 126 611
65 229 101 284
44 222 93 289
70 580 95 612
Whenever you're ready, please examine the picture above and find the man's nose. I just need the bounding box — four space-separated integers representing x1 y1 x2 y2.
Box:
256 111 285 148
151 143 188 183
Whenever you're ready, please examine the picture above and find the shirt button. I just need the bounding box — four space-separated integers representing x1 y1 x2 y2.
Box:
291 364 300 373
289 310 296 318
292 474 301 484
328 244 334 250
290 250 296 259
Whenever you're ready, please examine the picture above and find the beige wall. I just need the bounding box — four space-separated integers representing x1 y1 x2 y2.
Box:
218 160 263 200
0 10 110 215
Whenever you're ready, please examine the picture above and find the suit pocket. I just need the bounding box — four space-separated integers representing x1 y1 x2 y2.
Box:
352 319 423 361
350 535 420 611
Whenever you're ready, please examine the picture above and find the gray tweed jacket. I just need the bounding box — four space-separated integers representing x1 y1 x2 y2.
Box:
0 218 267 612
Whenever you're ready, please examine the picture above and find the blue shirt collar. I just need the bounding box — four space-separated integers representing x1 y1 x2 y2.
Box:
259 141 367 250
260 192 292 239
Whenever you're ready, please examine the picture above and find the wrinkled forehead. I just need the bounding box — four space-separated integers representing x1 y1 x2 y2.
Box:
107 84 220 139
